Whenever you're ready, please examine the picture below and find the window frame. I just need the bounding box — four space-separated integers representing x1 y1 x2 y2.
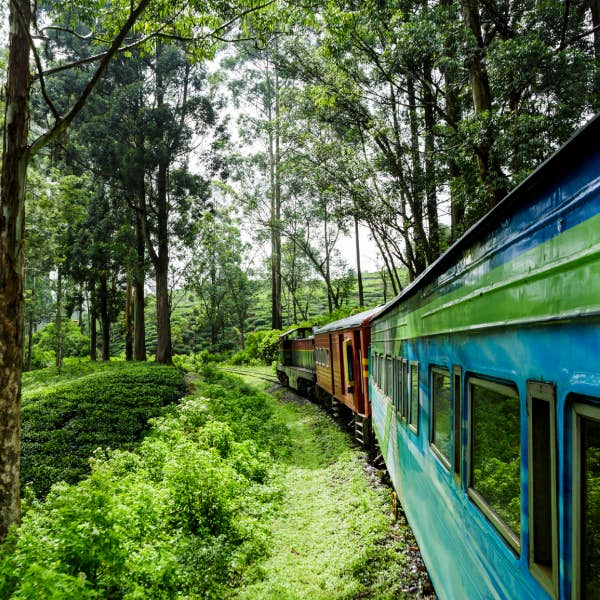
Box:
385 356 393 401
527 381 558 599
572 399 600 600
343 338 354 394
467 376 521 554
392 357 401 414
430 366 451 469
453 366 463 485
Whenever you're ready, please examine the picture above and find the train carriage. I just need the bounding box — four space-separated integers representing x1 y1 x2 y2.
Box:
276 326 316 396
369 114 600 599
314 307 381 445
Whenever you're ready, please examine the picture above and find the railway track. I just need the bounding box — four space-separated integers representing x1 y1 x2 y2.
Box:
217 366 281 386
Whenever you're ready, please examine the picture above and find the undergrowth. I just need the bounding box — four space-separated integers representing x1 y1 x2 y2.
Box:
1 366 287 599
21 360 186 498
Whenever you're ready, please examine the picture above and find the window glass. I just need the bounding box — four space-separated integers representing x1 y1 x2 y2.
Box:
345 342 354 384
409 362 418 431
470 379 521 547
432 369 451 464
581 416 600 597
385 357 393 400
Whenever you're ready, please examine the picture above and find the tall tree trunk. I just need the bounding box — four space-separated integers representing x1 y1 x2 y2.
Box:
439 0 465 243
0 0 31 540
323 203 333 313
134 182 147 361
25 273 35 372
150 44 173 365
99 276 110 361
270 61 283 330
461 0 508 207
354 216 364 307
153 157 173 364
591 0 600 58
406 76 430 271
423 57 440 260
54 267 64 373
26 319 34 372
125 277 133 361
90 301 98 361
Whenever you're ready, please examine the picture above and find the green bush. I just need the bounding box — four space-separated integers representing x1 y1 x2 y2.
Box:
0 369 285 599
21 362 186 498
173 350 227 372
33 320 90 359
244 330 282 365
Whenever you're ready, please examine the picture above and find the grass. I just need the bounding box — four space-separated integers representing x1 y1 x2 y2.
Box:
234 385 428 599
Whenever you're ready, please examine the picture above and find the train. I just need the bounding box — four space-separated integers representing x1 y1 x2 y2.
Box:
276 113 600 599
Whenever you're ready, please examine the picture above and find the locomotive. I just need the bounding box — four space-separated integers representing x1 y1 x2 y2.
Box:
276 113 600 599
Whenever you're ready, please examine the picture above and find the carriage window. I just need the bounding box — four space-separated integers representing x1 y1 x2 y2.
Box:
392 357 401 414
344 340 354 390
385 357 393 401
453 368 462 484
409 362 418 433
527 382 557 597
468 378 520 552
373 353 379 388
573 401 600 599
431 368 451 467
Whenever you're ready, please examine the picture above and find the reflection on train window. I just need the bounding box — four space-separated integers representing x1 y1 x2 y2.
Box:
573 401 600 600
315 348 330 367
431 368 451 467
409 362 419 433
385 357 393 400
468 378 520 552
392 357 402 414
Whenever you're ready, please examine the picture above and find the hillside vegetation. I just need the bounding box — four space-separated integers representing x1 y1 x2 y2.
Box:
21 361 187 498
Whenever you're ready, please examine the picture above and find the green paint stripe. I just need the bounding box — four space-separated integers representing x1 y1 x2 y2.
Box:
374 211 600 342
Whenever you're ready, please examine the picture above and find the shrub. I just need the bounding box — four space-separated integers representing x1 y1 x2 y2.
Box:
21 362 186 498
244 330 282 365
0 371 284 599
32 320 90 359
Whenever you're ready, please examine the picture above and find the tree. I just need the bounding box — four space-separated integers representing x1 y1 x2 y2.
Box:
188 209 252 351
0 0 274 541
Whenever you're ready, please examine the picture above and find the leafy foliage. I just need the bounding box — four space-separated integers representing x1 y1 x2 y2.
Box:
20 361 186 498
2 368 285 598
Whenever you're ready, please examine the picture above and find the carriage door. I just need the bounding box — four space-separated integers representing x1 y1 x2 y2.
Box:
572 399 600 599
342 335 355 395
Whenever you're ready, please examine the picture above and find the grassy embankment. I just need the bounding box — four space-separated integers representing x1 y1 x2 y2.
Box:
1 361 430 598
235 382 427 600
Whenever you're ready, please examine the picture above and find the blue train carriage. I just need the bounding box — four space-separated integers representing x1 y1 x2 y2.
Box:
369 114 600 600
276 326 316 396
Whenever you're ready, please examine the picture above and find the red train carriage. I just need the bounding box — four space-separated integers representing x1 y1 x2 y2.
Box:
276 326 316 396
314 307 381 445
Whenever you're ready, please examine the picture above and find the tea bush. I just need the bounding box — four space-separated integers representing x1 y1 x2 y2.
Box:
21 361 187 498
1 368 284 598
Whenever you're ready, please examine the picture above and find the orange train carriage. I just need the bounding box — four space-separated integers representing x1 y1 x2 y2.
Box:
276 307 382 446
313 307 382 446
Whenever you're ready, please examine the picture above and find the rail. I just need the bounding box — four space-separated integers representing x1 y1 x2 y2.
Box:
217 366 281 386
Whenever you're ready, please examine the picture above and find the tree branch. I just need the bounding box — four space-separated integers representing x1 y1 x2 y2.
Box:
29 0 152 158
